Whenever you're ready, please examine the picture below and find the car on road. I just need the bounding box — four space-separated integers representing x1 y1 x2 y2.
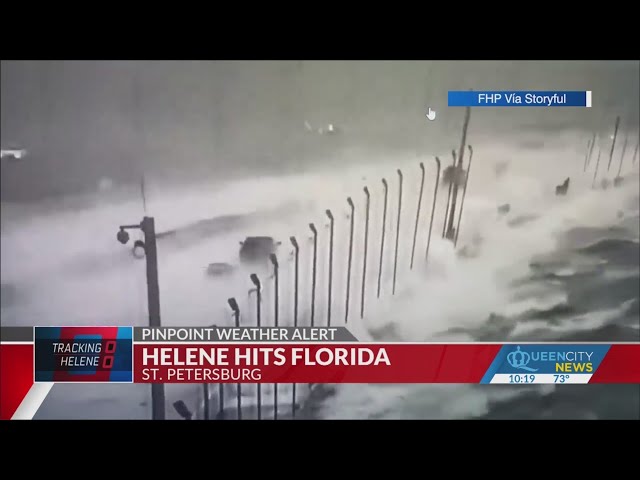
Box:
206 262 235 277
239 236 281 265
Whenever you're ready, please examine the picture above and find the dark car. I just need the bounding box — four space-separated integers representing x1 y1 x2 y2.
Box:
239 236 281 264
206 262 235 277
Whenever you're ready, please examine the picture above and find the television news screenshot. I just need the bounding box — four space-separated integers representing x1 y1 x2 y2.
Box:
1 60 639 422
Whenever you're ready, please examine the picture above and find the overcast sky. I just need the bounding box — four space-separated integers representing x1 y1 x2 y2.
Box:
2 60 638 201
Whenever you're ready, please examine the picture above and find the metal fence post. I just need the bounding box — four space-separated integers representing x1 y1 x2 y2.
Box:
309 223 318 327
218 380 224 420
361 187 370 318
454 145 474 247
425 157 441 264
269 254 279 420
208 320 223 420
392 170 403 295
228 298 242 420
290 237 299 327
203 383 210 420
586 132 596 169
325 210 334 327
410 162 425 269
270 254 279 327
345 198 355 324
140 175 147 214
442 150 456 238
606 116 620 171
583 137 592 172
289 237 299 418
377 179 388 298
446 105 472 240
592 149 602 188
616 133 628 178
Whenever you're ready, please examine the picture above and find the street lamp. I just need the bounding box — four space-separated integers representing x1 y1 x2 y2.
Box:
117 226 146 259
116 216 166 421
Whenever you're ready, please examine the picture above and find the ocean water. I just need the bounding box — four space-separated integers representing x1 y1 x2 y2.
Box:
1 60 639 419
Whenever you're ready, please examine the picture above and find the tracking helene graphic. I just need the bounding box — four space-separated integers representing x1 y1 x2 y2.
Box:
507 346 539 373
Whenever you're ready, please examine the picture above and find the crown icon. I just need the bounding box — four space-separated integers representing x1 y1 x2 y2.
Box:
508 346 530 367
507 346 539 372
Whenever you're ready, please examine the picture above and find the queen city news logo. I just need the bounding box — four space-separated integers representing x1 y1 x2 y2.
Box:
503 345 596 374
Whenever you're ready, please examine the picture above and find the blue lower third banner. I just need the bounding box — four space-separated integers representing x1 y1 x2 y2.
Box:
480 344 610 384
35 326 133 383
448 91 592 107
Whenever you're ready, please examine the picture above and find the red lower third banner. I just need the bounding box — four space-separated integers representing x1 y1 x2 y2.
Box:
3 341 640 419
133 343 640 384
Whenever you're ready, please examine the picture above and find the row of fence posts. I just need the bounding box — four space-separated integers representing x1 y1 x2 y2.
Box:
197 111 638 420
200 108 477 420
124 107 640 420
584 115 639 188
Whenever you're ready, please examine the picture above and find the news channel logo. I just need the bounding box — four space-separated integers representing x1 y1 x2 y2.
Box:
496 344 609 375
34 326 133 382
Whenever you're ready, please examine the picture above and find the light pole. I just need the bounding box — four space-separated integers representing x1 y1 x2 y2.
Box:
289 237 299 418
309 223 318 327
117 216 166 421
269 254 279 420
325 210 334 327
249 273 262 420
228 298 242 420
